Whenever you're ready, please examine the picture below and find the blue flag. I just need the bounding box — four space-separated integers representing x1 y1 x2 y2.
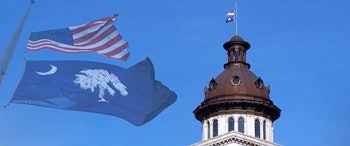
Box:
11 58 177 126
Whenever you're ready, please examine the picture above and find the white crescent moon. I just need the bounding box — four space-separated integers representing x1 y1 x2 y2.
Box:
36 65 57 75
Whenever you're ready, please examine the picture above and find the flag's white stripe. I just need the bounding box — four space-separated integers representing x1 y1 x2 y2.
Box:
76 29 121 48
28 44 91 53
28 39 89 50
96 39 127 54
28 35 127 52
110 49 129 58
28 34 114 50
28 40 128 59
68 15 117 31
74 24 117 46
69 16 115 40
226 11 235 16
68 20 108 30
69 23 106 40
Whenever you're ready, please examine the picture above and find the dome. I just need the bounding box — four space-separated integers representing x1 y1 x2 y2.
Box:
205 65 269 100
193 35 280 122
231 35 244 41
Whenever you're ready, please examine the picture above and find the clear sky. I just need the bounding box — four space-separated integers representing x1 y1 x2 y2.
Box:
1 0 350 146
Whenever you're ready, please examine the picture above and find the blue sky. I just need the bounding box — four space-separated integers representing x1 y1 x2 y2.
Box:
1 0 350 146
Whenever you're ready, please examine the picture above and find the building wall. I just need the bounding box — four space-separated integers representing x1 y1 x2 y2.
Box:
192 128 280 146
226 143 242 146
201 114 274 142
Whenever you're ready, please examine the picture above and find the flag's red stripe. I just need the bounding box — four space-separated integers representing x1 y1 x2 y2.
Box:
70 15 116 35
102 42 128 57
105 51 130 61
91 35 123 52
27 44 91 53
70 22 102 35
27 39 83 50
73 25 116 46
28 39 129 60
28 34 125 53
119 52 130 61
28 40 93 52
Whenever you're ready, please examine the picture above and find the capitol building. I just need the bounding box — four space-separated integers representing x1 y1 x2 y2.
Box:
191 35 281 146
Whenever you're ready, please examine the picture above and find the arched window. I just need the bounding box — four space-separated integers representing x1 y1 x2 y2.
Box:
228 117 234 132
237 50 242 61
232 50 236 61
255 119 260 138
213 119 218 137
209 78 217 90
207 121 210 139
255 77 264 89
238 117 244 133
263 120 266 140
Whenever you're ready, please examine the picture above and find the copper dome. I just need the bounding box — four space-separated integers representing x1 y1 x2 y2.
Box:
193 35 281 122
205 65 270 100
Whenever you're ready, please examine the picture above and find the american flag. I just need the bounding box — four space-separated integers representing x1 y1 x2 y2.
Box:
225 10 235 23
27 14 129 61
226 10 235 17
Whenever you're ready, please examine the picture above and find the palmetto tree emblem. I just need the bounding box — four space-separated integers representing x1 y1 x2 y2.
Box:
73 69 128 102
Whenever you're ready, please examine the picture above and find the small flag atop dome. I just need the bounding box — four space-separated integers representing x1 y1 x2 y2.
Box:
226 17 234 23
226 11 235 17
226 10 235 23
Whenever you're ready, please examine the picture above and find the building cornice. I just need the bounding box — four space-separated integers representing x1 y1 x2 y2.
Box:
191 131 280 146
193 96 281 122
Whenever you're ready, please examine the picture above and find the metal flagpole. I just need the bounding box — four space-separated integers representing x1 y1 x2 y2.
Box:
0 1 34 85
235 0 238 35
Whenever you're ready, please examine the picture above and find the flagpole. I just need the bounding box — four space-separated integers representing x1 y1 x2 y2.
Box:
235 0 238 35
0 1 34 85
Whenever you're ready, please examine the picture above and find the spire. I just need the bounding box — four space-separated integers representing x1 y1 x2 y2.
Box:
234 0 238 35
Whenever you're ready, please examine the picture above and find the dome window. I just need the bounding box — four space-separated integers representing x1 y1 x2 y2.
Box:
255 119 261 138
207 121 210 139
238 117 245 133
255 77 264 88
228 117 234 132
213 119 218 137
209 78 217 90
263 120 267 140
230 75 240 85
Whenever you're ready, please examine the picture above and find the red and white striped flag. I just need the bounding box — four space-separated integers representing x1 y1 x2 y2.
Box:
226 11 235 17
226 10 235 23
27 14 129 61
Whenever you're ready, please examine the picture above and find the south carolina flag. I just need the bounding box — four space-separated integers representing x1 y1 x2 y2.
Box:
11 58 177 126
